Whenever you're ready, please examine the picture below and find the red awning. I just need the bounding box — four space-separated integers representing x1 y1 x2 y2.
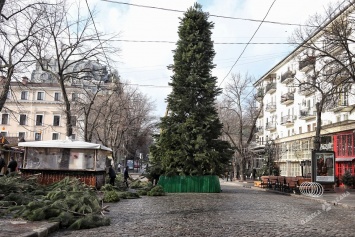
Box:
336 158 355 162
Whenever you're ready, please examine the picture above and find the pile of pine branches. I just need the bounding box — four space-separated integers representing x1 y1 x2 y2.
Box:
0 175 110 230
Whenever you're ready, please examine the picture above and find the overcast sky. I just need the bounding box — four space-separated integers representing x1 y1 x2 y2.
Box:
86 0 338 117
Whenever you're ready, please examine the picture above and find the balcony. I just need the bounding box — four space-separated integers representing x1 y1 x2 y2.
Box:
265 82 276 94
280 115 296 126
299 56 316 72
265 122 276 131
299 84 316 96
330 99 352 112
256 126 264 135
332 70 350 85
265 102 276 112
299 108 316 120
280 92 294 105
256 88 264 101
281 71 295 84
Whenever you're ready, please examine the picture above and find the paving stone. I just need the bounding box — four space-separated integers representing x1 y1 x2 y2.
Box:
49 185 355 236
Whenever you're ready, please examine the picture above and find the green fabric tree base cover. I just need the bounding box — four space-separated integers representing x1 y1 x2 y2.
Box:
157 175 221 193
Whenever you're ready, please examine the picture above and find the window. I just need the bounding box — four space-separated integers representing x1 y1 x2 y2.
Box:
52 133 59 140
1 114 9 124
37 92 44 100
71 116 77 127
71 134 76 140
53 115 60 126
21 91 29 100
54 92 61 101
35 133 42 141
36 115 43 126
19 114 27 125
18 132 25 139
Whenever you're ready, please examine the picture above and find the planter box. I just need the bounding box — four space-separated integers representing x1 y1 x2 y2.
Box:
158 175 221 193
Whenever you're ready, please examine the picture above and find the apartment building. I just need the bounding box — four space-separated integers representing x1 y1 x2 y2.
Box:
0 59 111 142
253 3 355 180
0 76 81 141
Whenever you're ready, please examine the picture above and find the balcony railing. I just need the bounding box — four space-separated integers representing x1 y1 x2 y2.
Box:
256 88 264 101
280 115 296 125
299 56 316 72
281 92 294 105
299 108 316 120
330 99 350 112
265 102 276 112
265 122 276 131
281 71 295 84
256 126 264 135
299 84 316 96
265 82 276 94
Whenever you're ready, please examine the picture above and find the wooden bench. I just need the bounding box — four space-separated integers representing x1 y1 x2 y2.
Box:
268 176 278 189
260 176 270 188
285 177 299 193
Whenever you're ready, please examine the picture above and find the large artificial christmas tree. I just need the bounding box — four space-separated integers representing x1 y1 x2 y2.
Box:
150 4 233 188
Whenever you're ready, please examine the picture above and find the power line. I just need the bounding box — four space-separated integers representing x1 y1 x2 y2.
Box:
85 0 111 72
100 0 315 28
219 0 277 87
100 39 298 45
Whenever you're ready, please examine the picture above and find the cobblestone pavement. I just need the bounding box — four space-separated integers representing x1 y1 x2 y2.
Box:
50 185 355 237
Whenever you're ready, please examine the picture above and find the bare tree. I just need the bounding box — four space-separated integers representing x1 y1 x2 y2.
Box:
219 73 262 181
90 81 156 165
27 0 119 138
0 1 44 112
289 1 355 150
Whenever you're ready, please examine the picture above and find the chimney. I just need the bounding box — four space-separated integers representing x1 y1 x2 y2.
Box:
22 77 28 85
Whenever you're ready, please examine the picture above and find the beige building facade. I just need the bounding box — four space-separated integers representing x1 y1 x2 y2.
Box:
1 76 80 141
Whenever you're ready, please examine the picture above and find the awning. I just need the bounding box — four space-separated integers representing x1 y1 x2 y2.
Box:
336 158 355 162
18 140 112 152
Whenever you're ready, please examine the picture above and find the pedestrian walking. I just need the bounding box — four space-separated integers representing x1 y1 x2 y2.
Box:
0 155 5 176
124 166 129 188
108 165 116 186
7 157 17 173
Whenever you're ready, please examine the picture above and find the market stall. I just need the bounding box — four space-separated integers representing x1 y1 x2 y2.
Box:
18 140 112 188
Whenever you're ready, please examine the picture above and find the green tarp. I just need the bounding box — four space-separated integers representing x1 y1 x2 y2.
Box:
157 175 221 193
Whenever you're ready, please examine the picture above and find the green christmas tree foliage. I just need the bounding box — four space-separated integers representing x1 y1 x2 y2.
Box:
150 3 233 177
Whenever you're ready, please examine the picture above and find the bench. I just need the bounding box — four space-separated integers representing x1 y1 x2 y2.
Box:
284 177 299 193
260 176 270 188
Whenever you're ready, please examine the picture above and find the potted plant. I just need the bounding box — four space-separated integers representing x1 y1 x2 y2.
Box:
341 170 354 189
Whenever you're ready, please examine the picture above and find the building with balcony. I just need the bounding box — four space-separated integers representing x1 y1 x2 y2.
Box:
0 77 81 141
0 60 114 142
252 3 355 180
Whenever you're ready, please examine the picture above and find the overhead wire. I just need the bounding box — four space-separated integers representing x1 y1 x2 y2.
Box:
219 0 277 87
100 0 316 28
85 0 111 71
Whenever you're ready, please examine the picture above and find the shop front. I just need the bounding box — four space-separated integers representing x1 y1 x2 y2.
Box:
333 131 355 186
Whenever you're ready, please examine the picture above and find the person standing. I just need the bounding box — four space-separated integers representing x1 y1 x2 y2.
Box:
117 163 121 173
108 165 116 186
7 157 17 173
124 166 129 188
0 155 5 176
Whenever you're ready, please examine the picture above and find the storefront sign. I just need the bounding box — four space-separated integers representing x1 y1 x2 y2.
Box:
312 151 335 184
320 143 333 151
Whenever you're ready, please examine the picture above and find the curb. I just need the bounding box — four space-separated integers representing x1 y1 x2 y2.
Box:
0 220 59 237
20 222 59 237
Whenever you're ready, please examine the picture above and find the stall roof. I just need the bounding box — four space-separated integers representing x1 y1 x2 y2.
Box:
18 140 112 152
